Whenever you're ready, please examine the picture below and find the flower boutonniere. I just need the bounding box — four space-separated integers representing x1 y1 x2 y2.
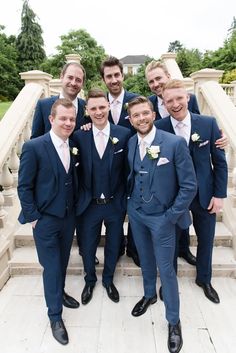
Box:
123 102 129 110
146 145 160 160
110 136 119 145
191 133 202 144
71 147 79 155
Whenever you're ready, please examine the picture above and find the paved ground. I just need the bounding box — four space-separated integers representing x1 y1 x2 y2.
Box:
0 274 236 353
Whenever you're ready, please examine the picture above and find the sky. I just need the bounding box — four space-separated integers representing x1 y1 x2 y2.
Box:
0 0 235 59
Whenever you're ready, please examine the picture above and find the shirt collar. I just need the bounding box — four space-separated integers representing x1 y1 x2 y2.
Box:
50 130 69 148
137 125 156 146
92 122 110 137
108 89 125 104
171 111 191 129
59 93 78 113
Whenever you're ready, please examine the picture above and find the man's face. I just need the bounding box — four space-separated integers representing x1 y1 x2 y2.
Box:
61 64 84 100
129 102 155 137
146 67 170 97
162 87 189 121
49 105 76 140
86 97 109 130
103 65 124 97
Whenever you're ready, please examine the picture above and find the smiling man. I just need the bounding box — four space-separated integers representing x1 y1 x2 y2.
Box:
72 88 131 306
127 95 197 353
18 99 80 345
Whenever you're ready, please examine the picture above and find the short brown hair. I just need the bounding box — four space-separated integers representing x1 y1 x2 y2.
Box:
145 60 169 78
50 98 75 117
100 56 123 78
162 79 186 94
86 88 108 101
60 62 86 82
127 96 154 115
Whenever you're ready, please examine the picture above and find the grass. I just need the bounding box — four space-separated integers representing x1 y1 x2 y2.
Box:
0 101 12 120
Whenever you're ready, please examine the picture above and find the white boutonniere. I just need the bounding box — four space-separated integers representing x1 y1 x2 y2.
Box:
110 136 119 144
123 102 129 110
191 133 202 143
146 145 160 160
71 147 79 155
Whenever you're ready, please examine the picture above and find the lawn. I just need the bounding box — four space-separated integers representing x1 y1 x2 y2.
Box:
0 102 12 120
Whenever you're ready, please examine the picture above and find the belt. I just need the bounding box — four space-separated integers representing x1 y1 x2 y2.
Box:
93 198 113 205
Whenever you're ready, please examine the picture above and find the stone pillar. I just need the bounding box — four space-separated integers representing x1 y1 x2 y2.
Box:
161 53 183 79
190 68 224 97
65 54 82 63
20 70 53 98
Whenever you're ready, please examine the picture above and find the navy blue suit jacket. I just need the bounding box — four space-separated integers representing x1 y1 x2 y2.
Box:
155 114 228 209
148 93 200 120
108 90 138 132
31 95 86 138
72 123 131 216
127 129 197 229
18 132 79 224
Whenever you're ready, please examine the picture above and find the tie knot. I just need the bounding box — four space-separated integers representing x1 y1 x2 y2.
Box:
176 122 185 129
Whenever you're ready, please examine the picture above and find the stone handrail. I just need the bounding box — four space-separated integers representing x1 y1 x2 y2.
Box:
0 82 44 288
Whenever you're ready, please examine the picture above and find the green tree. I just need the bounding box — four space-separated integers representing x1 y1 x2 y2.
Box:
16 0 46 72
168 40 184 53
124 60 153 96
40 29 106 92
176 48 203 77
0 25 22 100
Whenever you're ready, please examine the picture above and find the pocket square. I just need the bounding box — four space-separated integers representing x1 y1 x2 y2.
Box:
199 140 209 148
114 149 123 154
157 157 170 166
75 162 80 167
124 115 130 120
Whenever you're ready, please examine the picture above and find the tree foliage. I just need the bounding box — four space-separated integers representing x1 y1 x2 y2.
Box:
16 0 46 72
0 26 22 100
124 60 153 96
40 29 106 92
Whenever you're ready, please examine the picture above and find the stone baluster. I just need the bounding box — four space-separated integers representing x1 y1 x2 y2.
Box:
226 146 236 187
0 187 8 230
17 134 25 156
161 53 184 79
8 146 20 188
0 162 16 206
20 70 52 98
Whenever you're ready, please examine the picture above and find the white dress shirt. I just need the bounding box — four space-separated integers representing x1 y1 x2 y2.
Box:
171 112 191 145
158 96 169 118
108 89 125 124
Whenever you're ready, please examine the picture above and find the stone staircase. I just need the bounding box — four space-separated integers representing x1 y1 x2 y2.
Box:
9 221 236 279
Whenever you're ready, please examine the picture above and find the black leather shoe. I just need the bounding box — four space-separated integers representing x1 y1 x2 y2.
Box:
126 251 140 267
168 320 183 353
159 286 163 301
196 281 220 303
103 283 119 303
50 319 68 345
131 295 157 317
95 256 99 266
63 291 80 308
81 284 94 305
178 250 196 266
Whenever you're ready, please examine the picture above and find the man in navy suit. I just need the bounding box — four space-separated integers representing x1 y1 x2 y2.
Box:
31 61 86 138
72 89 131 305
18 99 80 345
127 96 197 353
100 56 139 265
158 79 228 304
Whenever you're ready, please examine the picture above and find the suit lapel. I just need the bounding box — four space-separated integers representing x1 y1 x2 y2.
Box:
189 113 200 154
149 129 162 186
43 133 59 179
109 124 116 172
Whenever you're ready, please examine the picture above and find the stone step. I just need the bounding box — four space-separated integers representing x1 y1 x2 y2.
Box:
8 245 236 278
14 221 233 248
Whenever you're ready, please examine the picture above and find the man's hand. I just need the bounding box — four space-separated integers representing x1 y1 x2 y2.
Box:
207 197 223 214
80 123 92 131
215 129 228 149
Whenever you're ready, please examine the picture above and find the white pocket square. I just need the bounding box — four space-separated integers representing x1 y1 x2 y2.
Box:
114 149 123 154
124 115 130 120
157 157 170 166
75 162 80 167
199 140 209 147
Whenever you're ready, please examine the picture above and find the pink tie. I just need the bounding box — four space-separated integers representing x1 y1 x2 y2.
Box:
112 100 120 125
61 141 70 172
97 131 106 158
176 122 189 144
139 139 147 161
